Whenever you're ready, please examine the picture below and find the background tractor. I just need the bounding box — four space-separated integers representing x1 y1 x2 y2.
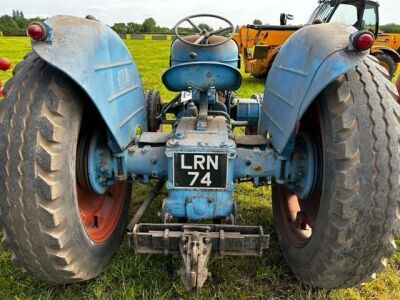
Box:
235 0 400 78
0 11 400 291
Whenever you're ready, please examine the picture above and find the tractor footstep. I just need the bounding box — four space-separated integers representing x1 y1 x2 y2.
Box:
127 223 270 290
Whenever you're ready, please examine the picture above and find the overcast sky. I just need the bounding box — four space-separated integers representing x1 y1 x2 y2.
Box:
1 0 398 27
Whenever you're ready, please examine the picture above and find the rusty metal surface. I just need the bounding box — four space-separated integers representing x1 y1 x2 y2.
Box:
235 135 267 147
129 223 269 256
177 226 213 290
129 223 269 290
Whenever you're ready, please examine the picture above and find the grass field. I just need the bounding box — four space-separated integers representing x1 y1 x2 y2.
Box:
0 37 399 300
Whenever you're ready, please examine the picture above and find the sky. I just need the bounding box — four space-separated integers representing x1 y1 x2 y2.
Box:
1 0 398 27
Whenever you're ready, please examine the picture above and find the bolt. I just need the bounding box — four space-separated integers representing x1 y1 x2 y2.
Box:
207 198 213 204
204 237 211 244
245 158 252 166
175 132 185 140
151 157 157 164
167 140 180 147
182 237 188 243
165 149 172 158
220 141 227 147
165 181 173 189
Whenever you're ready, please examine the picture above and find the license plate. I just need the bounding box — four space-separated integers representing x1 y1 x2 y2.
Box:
173 153 227 189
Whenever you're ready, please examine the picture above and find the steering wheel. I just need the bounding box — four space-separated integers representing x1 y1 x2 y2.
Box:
174 14 235 47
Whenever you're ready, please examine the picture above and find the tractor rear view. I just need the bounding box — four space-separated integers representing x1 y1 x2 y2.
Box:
0 10 400 291
235 0 400 78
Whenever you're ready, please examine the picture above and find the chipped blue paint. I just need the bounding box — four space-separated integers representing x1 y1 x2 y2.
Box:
31 15 147 151
259 22 369 154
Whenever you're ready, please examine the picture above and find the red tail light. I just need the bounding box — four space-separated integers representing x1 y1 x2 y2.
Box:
0 57 11 71
352 31 374 52
27 23 47 41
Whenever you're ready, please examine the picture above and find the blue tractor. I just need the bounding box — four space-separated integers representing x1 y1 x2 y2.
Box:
1 13 399 290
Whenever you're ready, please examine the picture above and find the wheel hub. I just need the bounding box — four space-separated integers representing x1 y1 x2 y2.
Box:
77 131 114 195
287 133 319 199
76 130 128 243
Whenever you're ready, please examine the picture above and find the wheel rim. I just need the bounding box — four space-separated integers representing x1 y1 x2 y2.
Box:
76 128 129 243
275 104 323 248
77 183 128 243
276 187 321 247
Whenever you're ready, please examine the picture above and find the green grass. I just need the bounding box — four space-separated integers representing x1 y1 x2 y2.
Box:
0 37 399 300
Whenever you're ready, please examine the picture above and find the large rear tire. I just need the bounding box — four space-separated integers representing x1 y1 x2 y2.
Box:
0 53 132 283
272 56 400 288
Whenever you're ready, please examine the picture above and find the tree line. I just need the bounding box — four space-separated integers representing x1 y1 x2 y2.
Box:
111 19 217 35
0 11 209 35
111 18 171 34
380 23 400 34
0 10 400 34
0 10 43 32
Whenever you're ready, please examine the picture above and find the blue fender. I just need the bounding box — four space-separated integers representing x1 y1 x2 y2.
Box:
31 16 146 151
259 22 369 154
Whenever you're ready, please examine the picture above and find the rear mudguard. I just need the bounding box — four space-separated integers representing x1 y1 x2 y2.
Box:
32 16 146 151
259 22 369 154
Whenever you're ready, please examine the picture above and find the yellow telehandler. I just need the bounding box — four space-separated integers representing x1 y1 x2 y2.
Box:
234 0 400 78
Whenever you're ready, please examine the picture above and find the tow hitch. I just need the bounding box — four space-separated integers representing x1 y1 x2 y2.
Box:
128 223 269 290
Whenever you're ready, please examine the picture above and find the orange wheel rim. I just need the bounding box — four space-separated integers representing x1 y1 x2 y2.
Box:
77 183 128 243
276 104 323 248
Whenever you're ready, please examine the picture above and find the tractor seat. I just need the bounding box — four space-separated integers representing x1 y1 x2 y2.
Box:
162 35 242 92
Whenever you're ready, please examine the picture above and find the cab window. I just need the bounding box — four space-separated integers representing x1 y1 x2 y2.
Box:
362 3 377 32
330 4 358 26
